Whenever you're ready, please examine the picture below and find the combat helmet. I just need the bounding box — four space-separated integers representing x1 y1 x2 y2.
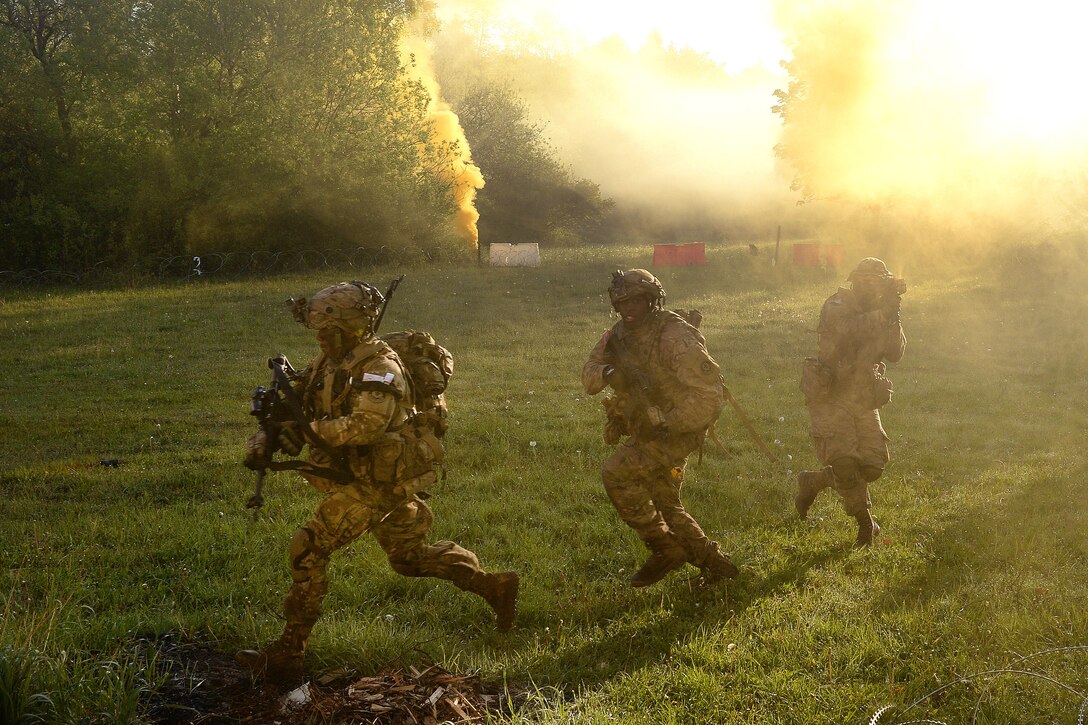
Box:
288 281 384 336
847 257 893 281
608 269 666 309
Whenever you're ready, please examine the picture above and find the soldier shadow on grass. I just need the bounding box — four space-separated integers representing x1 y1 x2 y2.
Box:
495 438 863 687
512 526 850 690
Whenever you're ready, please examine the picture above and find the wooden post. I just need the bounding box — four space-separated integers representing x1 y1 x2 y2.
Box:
774 225 781 267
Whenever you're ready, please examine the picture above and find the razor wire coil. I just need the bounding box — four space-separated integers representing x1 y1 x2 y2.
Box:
0 247 390 289
869 646 1088 725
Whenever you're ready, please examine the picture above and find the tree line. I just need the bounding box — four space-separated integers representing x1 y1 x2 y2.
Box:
0 0 613 272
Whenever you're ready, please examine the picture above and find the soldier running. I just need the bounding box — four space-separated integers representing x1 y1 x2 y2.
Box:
582 269 739 588
796 258 907 546
237 281 518 682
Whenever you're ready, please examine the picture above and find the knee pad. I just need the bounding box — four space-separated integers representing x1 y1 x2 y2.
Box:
623 506 660 529
859 465 883 483
289 527 327 581
830 457 859 485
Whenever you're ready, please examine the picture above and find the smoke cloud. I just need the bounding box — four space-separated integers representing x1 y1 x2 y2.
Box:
429 1 798 239
402 32 486 248
773 0 1088 240
423 0 1088 251
531 38 790 214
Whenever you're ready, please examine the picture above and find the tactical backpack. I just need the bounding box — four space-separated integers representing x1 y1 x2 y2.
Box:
380 330 454 431
370 330 454 496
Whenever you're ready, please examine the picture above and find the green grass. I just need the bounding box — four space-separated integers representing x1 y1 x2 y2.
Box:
1 241 1086 723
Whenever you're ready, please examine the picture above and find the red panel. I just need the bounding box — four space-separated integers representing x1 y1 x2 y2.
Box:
653 243 706 266
793 243 821 266
823 244 845 268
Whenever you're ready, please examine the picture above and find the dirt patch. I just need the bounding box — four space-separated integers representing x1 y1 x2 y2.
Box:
142 635 521 724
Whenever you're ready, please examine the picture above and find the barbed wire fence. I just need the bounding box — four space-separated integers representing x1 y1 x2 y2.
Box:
0 247 392 289
869 645 1088 725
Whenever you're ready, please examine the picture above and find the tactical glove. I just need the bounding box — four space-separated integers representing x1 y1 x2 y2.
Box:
244 430 270 470
601 395 628 445
603 365 626 390
277 421 307 457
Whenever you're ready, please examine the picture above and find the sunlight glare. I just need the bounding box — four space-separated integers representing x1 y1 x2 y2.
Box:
469 0 787 71
910 0 1088 144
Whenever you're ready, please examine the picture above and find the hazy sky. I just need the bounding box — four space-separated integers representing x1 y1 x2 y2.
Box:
432 0 1088 235
458 0 1088 143
473 0 788 72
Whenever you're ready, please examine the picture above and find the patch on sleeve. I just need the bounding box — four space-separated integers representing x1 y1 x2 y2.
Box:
351 371 400 398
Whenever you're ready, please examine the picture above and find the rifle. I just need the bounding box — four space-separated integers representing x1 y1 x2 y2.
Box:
247 355 297 518
373 275 404 334
246 354 353 518
721 383 776 462
604 335 668 438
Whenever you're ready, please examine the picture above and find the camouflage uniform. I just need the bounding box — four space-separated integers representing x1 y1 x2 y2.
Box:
237 282 517 682
582 270 739 587
797 258 907 546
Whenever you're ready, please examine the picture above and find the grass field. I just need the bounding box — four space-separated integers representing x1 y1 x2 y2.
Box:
2 241 1086 723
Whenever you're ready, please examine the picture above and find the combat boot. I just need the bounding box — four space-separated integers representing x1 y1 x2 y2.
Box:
795 467 831 519
234 622 311 683
854 513 881 548
700 551 740 584
629 549 687 588
469 571 519 631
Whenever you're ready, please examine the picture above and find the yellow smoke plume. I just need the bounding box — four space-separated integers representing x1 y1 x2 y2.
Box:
430 107 485 246
425 3 804 238
402 34 485 248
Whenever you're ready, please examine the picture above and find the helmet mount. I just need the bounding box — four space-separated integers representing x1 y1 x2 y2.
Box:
288 280 385 337
607 269 666 310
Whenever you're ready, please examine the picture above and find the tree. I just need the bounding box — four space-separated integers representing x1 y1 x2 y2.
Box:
132 0 453 256
0 0 146 268
455 83 612 246
0 0 476 271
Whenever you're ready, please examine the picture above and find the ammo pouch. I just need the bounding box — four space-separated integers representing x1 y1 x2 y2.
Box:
870 362 893 408
371 414 446 499
800 357 834 402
